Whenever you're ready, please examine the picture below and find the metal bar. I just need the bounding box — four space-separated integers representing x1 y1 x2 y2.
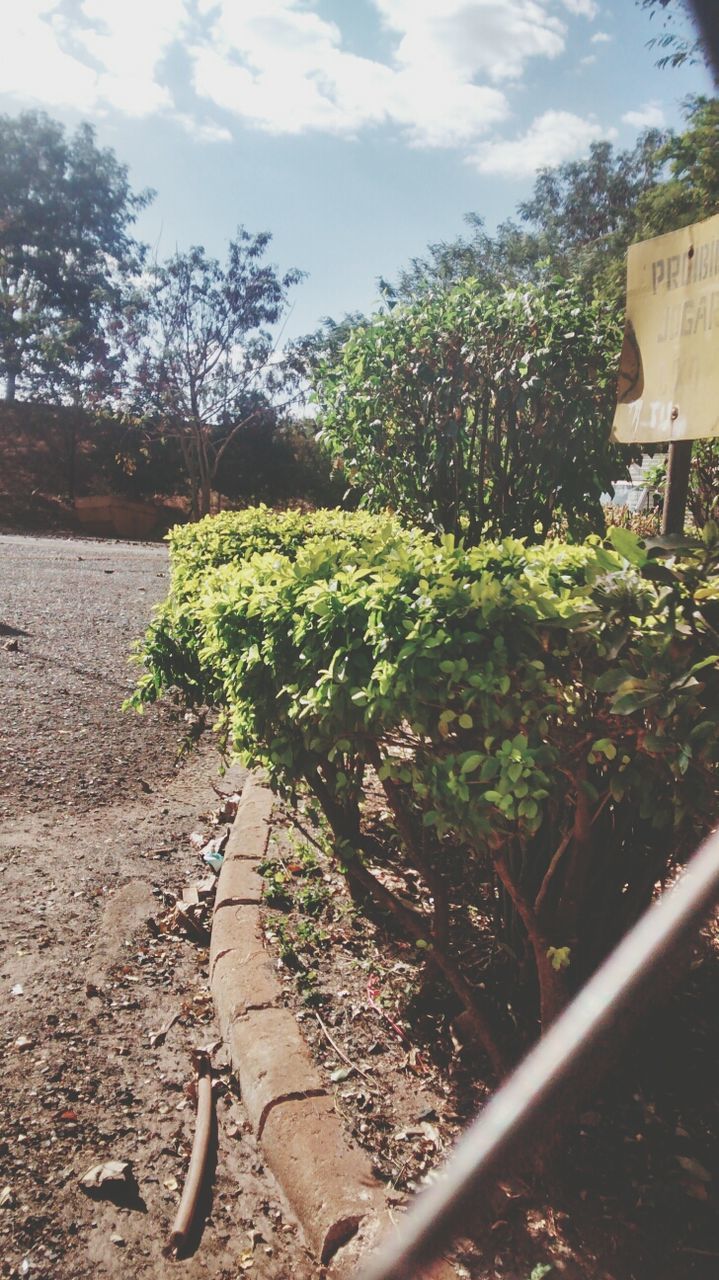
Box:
356 827 719 1280
661 439 693 535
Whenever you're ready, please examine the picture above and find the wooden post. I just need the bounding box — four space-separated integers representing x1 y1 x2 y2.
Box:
661 440 693 536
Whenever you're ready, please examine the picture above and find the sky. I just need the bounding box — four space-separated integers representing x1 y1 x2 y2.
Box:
0 1 713 344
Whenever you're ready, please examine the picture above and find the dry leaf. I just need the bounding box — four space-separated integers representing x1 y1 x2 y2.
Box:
80 1160 131 1190
149 1012 181 1048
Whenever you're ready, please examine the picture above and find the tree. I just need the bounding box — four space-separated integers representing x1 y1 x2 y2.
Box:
635 96 719 234
515 132 667 293
390 132 668 306
131 232 303 519
314 276 632 544
386 94 716 315
638 0 704 70
0 111 150 403
390 215 525 300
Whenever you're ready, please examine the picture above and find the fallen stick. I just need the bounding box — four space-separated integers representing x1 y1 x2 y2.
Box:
167 1051 214 1256
314 1010 380 1094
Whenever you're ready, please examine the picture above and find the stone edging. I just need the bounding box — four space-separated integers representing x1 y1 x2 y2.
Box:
210 772 461 1278
209 773 388 1272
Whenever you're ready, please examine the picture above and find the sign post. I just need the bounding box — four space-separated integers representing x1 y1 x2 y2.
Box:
612 212 719 534
661 440 693 536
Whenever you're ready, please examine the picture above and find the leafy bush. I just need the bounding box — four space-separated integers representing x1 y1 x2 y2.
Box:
133 507 410 708
313 277 634 543
134 509 719 1072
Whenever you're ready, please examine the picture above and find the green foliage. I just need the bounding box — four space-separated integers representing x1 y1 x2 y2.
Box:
313 277 630 543
261 843 331 1006
130 507 408 709
129 232 303 519
638 0 704 70
635 98 719 237
0 110 150 404
134 508 719 1057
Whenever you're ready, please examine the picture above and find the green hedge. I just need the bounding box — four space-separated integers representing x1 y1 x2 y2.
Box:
135 507 412 706
134 509 719 1070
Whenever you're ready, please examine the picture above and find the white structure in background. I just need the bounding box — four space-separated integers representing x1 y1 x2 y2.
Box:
602 453 664 512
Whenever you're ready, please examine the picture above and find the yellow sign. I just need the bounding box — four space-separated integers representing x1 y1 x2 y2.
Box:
612 212 719 444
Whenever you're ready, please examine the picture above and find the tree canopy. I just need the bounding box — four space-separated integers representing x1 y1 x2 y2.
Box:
314 276 629 544
386 96 718 312
635 96 719 234
0 111 150 403
129 231 304 518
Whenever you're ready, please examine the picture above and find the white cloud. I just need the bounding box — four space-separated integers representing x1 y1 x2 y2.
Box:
622 101 666 130
2 1 98 112
0 0 615 168
0 0 185 116
579 54 597 66
190 1 524 146
372 0 566 85
173 112 232 144
470 109 609 178
560 0 599 16
591 31 613 43
73 0 186 115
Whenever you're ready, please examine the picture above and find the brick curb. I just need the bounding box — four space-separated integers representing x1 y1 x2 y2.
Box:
210 772 459 1277
210 773 389 1271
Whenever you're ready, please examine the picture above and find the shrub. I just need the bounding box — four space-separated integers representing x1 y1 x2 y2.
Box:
134 509 719 1072
133 507 410 708
313 277 635 543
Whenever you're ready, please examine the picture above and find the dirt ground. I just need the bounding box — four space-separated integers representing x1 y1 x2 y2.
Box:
0 535 317 1280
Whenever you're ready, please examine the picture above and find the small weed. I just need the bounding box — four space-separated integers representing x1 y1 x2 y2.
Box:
258 857 293 909
296 880 330 916
262 832 335 1005
273 920 302 970
295 918 328 950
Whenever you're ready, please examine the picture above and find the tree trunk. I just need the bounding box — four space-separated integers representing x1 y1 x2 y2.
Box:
195 421 212 519
554 781 593 944
4 369 17 402
494 849 571 1032
65 422 77 500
